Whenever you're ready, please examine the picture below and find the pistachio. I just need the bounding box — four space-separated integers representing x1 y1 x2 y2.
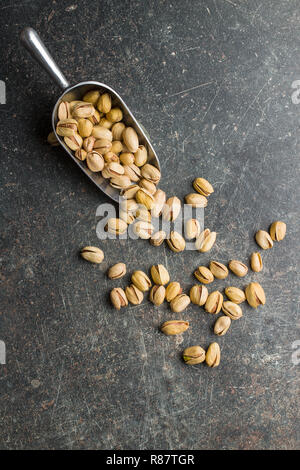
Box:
80 246 104 264
134 145 147 167
161 320 189 336
193 177 214 197
183 346 206 365
136 207 151 222
110 287 128 310
131 270 152 292
120 152 135 166
56 118 78 137
195 229 216 252
101 165 112 179
112 122 126 141
104 152 119 164
94 138 112 155
185 193 207 208
133 220 154 239
166 231 186 253
162 197 181 221
77 118 93 138
149 285 166 306
121 198 138 214
83 136 96 152
270 221 286 241
185 219 201 240
139 178 156 195
108 263 126 279
58 101 71 120
255 230 273 250
250 252 263 272
88 109 101 125
122 127 139 153
72 102 95 119
152 189 167 218
228 260 248 277
83 89 101 106
97 93 112 113
105 218 128 235
135 188 155 210
245 282 266 308
224 287 246 304
75 148 87 161
106 107 123 123
214 316 231 336
194 266 214 284
119 210 135 225
125 284 143 305
150 230 167 247
205 342 221 367
86 151 105 172
150 264 170 285
165 282 182 302
110 175 131 189
99 117 113 129
209 261 229 280
121 184 140 199
106 162 125 177
170 294 191 313
91 125 113 141
141 164 161 184
189 285 208 306
123 164 141 182
205 291 223 314
64 133 83 151
47 131 60 146
110 140 123 154
222 301 243 320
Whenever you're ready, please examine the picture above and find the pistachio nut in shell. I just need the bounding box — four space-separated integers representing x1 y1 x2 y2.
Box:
162 196 181 221
170 294 191 313
64 133 83 151
75 148 87 161
112 122 126 141
183 346 206 365
149 285 166 306
245 282 266 308
72 102 95 119
125 285 143 305
150 264 170 285
166 231 185 252
152 190 167 218
228 260 248 277
269 221 286 242
56 118 78 137
135 188 155 210
93 138 112 155
97 93 112 114
150 230 166 247
110 287 128 310
134 145 147 167
119 210 135 225
255 230 273 250
250 252 263 272
222 301 243 320
58 101 71 120
105 218 128 235
214 316 231 336
205 291 223 314
205 342 221 367
77 118 93 138
121 184 140 199
224 286 246 304
106 107 123 123
193 177 214 197
165 282 182 302
86 151 104 172
108 263 126 279
133 221 154 239
122 127 139 153
83 89 100 106
195 230 216 253
185 193 207 208
120 152 135 166
140 163 161 184
139 178 156 195
110 175 131 189
91 125 113 141
83 136 96 152
185 219 201 240
131 271 152 292
194 266 214 284
80 246 104 264
189 285 208 306
110 140 123 154
161 320 189 336
209 261 228 279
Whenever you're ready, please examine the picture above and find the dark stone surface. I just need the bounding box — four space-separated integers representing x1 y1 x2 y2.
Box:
0 0 299 450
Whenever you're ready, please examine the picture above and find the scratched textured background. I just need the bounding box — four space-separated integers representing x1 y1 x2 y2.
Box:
0 0 299 450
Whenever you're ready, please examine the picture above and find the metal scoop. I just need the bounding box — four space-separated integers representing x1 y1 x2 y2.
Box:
21 27 160 203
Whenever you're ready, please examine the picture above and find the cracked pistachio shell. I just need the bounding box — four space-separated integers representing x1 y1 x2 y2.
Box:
183 346 206 365
269 221 286 241
162 196 181 221
112 122 126 141
56 118 78 137
205 291 223 314
91 125 113 141
110 175 131 189
77 118 93 138
150 230 166 247
106 162 125 177
122 127 139 153
104 152 119 164
222 301 243 320
121 198 138 214
135 188 155 210
106 107 123 123
120 152 135 165
72 102 95 118
125 284 143 305
255 230 273 250
189 285 208 306
121 184 140 199
64 133 83 151
133 221 154 239
110 287 128 310
140 163 161 184
86 151 105 172
170 294 191 313
108 263 126 279
83 89 101 106
134 145 147 167
194 266 214 284
214 316 231 336
224 287 246 304
123 163 141 182
165 282 182 302
205 342 221 367
119 210 135 225
161 320 189 336
152 189 167 218
139 178 156 195
149 285 166 306
185 193 208 208
58 101 71 120
83 136 96 152
97 93 112 113
80 246 104 264
105 218 128 235
136 207 151 222
245 282 266 308
185 219 201 240
75 148 87 161
209 261 229 280
195 230 216 252
151 264 170 285
250 252 263 272
88 109 101 125
166 231 185 252
93 138 112 155
193 177 214 196
131 271 152 292
228 260 248 277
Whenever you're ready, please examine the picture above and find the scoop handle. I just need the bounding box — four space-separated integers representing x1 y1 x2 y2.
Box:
21 27 70 90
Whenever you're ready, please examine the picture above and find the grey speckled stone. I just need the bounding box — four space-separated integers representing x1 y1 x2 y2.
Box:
0 0 299 450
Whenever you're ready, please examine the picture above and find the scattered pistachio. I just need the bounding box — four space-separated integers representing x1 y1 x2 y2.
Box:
162 197 181 221
80 246 104 264
131 271 152 292
194 266 214 284
222 301 243 320
185 193 208 208
183 346 206 365
224 287 246 304
152 189 167 218
170 294 191 313
228 260 248 277
185 219 201 240
161 320 189 336
255 230 273 250
149 285 166 306
209 261 228 279
133 221 154 239
269 221 286 241
205 342 221 367
110 287 128 310
108 263 126 279
189 285 208 306
150 230 166 247
205 291 223 314
165 282 182 302
193 177 214 196
195 229 216 252
105 218 128 235
214 316 231 336
245 282 266 308
166 231 186 252
151 264 170 285
250 252 263 272
125 284 143 305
